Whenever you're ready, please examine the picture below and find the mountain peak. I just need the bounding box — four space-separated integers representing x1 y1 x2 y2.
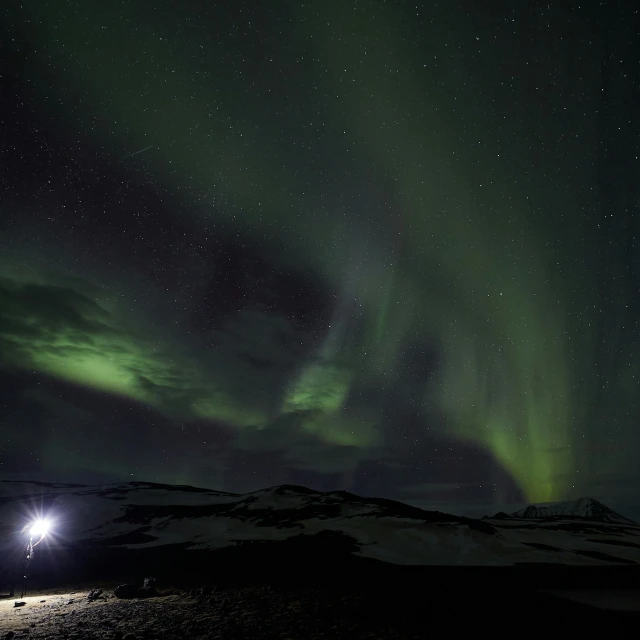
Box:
508 496 635 524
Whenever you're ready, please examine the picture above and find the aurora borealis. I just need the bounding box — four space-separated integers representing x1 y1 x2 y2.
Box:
1 1 638 516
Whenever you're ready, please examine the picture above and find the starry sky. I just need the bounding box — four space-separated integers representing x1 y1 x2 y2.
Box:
1 0 638 518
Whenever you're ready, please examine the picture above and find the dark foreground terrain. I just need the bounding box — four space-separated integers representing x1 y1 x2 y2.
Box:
2 580 640 640
1 556 639 639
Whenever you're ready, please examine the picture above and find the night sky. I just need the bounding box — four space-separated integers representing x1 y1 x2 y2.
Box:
1 1 638 518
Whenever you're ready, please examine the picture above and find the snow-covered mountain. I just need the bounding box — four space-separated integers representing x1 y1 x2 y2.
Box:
508 497 635 525
0 481 638 569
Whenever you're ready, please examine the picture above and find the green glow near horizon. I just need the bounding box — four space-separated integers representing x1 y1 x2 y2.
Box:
295 1 579 501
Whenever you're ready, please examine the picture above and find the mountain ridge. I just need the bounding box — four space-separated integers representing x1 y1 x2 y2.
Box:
0 481 638 571
504 496 635 525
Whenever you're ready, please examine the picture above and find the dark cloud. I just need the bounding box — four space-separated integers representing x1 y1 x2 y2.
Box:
0 278 115 353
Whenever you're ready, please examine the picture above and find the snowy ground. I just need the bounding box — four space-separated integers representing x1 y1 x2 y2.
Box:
2 481 639 568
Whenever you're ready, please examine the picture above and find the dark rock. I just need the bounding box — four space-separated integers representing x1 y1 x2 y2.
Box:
143 577 156 590
13 601 25 607
4 632 16 640
87 588 103 601
114 579 158 600
191 585 215 598
138 578 157 598
113 584 139 599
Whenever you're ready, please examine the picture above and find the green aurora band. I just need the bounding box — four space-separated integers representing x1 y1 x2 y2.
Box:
3 0 638 502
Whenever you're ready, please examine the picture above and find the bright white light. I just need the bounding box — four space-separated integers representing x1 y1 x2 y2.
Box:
29 519 51 539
